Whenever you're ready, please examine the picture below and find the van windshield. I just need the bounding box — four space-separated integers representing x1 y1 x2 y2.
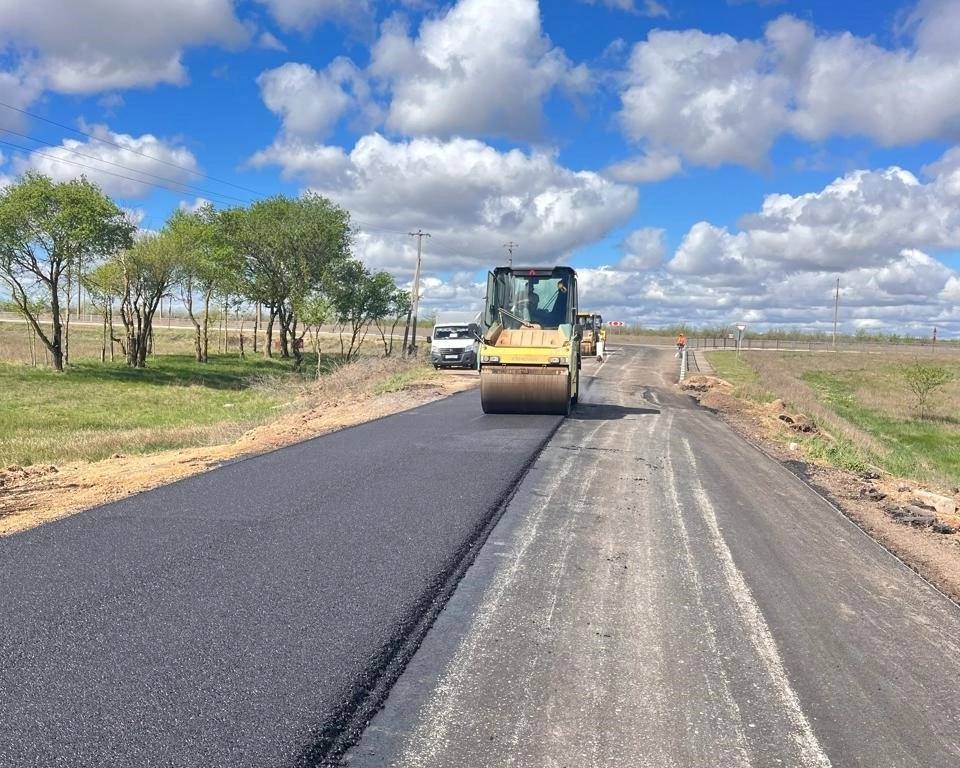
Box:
434 326 473 340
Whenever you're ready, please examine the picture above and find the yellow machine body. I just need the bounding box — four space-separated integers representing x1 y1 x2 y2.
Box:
479 267 580 415
577 311 604 357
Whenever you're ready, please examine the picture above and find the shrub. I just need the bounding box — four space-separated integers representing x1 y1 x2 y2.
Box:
901 362 953 419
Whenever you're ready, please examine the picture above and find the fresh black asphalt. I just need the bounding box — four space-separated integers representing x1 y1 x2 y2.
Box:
0 391 561 767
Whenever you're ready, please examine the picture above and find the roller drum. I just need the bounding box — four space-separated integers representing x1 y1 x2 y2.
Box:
480 366 571 415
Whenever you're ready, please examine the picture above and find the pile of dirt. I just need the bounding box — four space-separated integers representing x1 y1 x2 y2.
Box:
0 364 478 537
679 374 731 394
680 375 743 414
679 377 960 603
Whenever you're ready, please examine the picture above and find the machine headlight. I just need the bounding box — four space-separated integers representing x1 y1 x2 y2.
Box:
548 357 562 364
482 355 500 363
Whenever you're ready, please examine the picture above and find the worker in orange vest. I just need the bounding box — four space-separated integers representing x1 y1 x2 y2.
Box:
676 333 687 352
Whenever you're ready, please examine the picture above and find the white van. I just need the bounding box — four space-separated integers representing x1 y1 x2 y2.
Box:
428 311 482 369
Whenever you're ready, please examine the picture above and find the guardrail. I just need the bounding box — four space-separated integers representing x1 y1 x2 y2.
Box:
678 347 688 382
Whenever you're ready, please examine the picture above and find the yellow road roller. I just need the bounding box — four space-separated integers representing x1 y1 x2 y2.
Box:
577 311 604 356
479 266 580 415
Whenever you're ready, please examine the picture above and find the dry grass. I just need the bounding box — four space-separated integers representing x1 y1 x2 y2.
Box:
709 350 960 487
0 319 211 364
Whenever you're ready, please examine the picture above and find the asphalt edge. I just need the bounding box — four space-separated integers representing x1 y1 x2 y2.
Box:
1 387 479 541
689 392 960 614
294 414 566 767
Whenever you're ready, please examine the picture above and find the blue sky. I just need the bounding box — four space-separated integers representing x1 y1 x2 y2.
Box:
2 0 959 333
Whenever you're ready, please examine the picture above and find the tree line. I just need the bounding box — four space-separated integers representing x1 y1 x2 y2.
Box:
0 173 412 375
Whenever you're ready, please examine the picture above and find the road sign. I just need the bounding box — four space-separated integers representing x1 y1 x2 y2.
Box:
608 320 625 327
735 323 747 358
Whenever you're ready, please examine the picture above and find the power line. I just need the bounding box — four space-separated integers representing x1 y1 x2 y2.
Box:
0 128 254 205
0 100 265 197
0 137 245 207
0 102 444 237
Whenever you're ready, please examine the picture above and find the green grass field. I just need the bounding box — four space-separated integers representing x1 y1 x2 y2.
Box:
703 351 770 401
803 367 960 485
0 322 393 467
0 354 316 467
707 350 960 487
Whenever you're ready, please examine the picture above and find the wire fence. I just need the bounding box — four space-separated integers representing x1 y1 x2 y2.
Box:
606 331 959 356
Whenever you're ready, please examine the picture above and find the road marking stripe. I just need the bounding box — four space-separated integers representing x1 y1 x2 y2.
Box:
681 437 833 768
663 421 753 767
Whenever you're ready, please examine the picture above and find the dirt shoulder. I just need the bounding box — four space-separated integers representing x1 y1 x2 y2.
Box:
682 374 960 603
0 362 478 537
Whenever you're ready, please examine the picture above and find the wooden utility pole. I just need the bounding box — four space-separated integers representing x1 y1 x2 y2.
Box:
407 230 430 356
832 278 840 350
503 241 518 267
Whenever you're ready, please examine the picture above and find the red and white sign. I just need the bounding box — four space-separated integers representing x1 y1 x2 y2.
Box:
608 320 625 327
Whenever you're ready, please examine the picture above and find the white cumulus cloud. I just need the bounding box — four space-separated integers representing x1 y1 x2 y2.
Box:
15 124 200 199
257 59 373 137
618 227 666 270
618 6 960 169
570 150 960 334
0 0 247 94
369 0 589 140
250 132 638 274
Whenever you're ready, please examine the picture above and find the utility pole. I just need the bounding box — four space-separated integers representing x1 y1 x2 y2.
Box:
407 229 430 356
832 277 840 350
503 241 518 267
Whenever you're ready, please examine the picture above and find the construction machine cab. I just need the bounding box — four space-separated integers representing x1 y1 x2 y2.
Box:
576 311 604 356
484 267 578 333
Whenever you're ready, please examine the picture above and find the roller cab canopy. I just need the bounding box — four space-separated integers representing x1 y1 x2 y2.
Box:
484 267 578 331
577 312 603 334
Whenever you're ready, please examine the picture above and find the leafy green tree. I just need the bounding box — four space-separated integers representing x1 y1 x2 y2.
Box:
222 193 351 360
82 261 124 362
326 262 400 362
296 292 332 378
0 173 134 371
168 205 240 363
115 233 182 368
374 286 411 357
902 361 953 419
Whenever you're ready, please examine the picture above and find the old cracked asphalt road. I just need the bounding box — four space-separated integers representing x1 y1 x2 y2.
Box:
5 345 960 768
0 387 562 767
345 345 960 768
